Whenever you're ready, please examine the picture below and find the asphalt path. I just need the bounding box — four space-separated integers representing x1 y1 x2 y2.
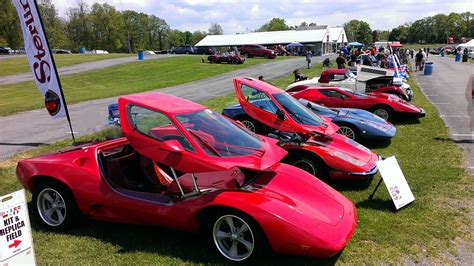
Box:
0 54 180 85
0 55 333 160
413 55 474 169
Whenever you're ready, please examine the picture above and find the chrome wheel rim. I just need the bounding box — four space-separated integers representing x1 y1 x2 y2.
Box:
293 159 317 176
213 215 254 261
337 126 356 140
37 188 66 226
242 120 256 132
373 109 389 120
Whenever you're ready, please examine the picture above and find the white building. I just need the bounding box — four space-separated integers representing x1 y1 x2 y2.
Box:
196 26 347 55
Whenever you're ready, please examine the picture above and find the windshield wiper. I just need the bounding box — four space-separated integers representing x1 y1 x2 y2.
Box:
188 130 221 157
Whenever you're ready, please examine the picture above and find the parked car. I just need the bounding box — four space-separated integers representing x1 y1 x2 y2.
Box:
207 53 245 64
297 98 396 142
290 87 425 121
195 46 216 55
0 46 13 55
17 91 358 262
287 66 413 101
172 45 195 54
239 45 277 59
223 77 380 180
52 49 72 54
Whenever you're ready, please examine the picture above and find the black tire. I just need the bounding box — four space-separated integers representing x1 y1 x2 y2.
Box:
231 59 238 65
336 123 360 141
208 209 268 262
212 58 218 64
263 53 269 59
244 53 251 58
237 116 261 134
32 179 80 231
286 154 327 179
371 105 392 121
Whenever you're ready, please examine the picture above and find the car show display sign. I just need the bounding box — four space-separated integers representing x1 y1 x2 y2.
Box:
376 156 415 210
0 190 36 265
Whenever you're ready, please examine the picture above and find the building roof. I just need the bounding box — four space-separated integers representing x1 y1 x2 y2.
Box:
327 27 347 43
196 26 346 47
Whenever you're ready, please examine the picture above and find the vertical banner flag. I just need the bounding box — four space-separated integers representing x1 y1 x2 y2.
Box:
12 0 67 119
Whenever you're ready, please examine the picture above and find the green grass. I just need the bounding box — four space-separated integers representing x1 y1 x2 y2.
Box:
404 43 448 51
0 56 289 116
0 63 472 264
0 53 134 77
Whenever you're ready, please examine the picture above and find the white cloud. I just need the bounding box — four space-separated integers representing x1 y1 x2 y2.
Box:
51 0 473 34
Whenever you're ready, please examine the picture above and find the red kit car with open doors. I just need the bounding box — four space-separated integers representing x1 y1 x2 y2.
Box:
16 92 357 262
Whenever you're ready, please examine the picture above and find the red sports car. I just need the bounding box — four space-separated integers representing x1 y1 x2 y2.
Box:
229 77 380 180
16 92 357 262
290 87 425 121
207 53 245 64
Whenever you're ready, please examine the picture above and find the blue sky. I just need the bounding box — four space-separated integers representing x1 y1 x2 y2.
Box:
53 0 473 33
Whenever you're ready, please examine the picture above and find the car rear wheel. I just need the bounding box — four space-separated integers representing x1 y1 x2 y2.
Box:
212 58 218 64
288 155 326 178
337 124 359 141
263 53 269 59
33 180 79 230
231 59 238 65
211 210 266 262
372 106 392 121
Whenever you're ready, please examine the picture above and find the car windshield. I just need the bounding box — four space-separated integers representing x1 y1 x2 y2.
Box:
175 109 264 157
273 93 325 125
346 70 356 78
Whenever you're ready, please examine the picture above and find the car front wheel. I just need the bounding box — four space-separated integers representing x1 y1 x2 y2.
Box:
211 210 265 262
337 124 358 141
372 106 392 121
33 180 79 231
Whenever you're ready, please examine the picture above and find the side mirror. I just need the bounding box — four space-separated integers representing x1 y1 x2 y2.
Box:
276 109 285 120
160 139 185 153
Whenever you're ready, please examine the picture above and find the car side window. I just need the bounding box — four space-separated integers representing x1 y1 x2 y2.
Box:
319 89 345 98
128 105 195 152
240 84 279 114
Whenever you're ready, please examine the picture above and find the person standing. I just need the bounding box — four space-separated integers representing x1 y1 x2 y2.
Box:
306 49 313 69
336 53 346 69
421 49 427 69
410 49 414 59
415 49 424 72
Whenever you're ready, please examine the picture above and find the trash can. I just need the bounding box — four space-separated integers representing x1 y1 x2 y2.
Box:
79 47 85 54
455 54 461 62
462 54 468 62
138 51 145 60
424 62 433 75
440 51 445 57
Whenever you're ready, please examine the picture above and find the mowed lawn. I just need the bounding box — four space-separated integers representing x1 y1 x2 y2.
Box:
0 56 289 116
0 53 134 77
0 63 472 264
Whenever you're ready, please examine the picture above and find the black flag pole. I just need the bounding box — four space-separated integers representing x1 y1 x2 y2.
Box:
33 0 75 143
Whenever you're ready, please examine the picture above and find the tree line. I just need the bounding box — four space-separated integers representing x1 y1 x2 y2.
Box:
0 0 222 52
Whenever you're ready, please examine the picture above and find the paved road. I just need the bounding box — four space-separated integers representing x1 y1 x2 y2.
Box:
0 55 333 160
0 54 180 85
413 55 474 169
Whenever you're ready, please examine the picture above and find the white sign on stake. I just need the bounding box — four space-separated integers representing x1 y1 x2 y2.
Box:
0 190 36 265
376 156 415 210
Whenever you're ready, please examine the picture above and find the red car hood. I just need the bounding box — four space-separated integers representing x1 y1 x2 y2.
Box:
251 163 346 226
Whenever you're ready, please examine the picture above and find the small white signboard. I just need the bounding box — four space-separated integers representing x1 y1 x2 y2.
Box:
0 190 36 265
376 156 415 210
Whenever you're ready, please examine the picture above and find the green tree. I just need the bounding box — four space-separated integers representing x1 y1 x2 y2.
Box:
167 29 184 48
343 19 373 44
191 30 207 45
38 0 67 49
389 25 410 43
89 3 124 52
0 0 22 48
257 18 289 32
65 1 92 51
208 23 223 35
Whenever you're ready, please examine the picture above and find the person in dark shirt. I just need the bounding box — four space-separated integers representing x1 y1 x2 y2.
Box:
336 53 346 69
415 50 424 72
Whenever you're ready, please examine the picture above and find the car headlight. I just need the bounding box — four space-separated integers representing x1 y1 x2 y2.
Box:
333 151 365 166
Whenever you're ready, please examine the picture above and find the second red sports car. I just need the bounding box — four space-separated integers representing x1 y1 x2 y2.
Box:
290 87 425 121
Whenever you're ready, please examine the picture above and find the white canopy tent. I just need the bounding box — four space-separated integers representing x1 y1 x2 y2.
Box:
458 39 474 48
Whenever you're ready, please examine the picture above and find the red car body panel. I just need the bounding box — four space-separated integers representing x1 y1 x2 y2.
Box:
207 54 245 64
239 45 277 59
16 91 357 259
233 77 379 179
290 87 424 117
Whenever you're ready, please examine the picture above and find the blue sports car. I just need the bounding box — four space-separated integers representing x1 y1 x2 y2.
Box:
222 99 396 142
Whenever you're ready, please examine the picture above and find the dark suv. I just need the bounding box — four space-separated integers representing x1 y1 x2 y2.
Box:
0 46 13 55
172 45 195 54
239 45 276 59
195 46 216 55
